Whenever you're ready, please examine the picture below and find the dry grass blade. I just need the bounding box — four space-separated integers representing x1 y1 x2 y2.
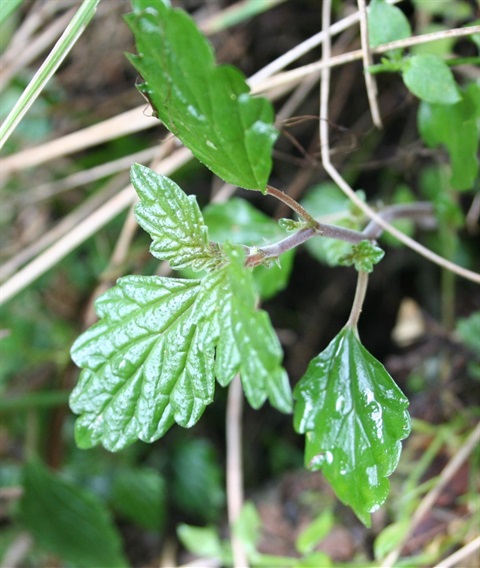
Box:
0 146 192 305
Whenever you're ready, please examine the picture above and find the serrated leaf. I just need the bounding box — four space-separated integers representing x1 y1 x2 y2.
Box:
203 197 294 299
338 240 385 273
70 239 291 450
368 0 411 48
402 54 461 104
418 83 480 190
132 163 223 271
18 461 127 568
294 327 411 526
126 0 278 191
300 183 364 267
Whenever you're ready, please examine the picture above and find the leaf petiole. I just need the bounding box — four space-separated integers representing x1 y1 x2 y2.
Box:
346 270 369 328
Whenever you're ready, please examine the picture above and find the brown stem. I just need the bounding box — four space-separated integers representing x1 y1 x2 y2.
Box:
266 184 317 225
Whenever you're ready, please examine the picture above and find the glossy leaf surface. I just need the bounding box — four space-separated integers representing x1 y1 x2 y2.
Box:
368 0 411 48
19 461 127 568
132 164 224 271
402 54 461 104
126 0 278 191
418 83 479 190
294 326 411 526
70 167 291 451
203 197 295 299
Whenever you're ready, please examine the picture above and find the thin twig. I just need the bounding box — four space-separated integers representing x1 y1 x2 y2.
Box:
248 0 403 86
261 25 480 95
0 147 192 305
16 145 163 205
83 205 139 327
432 536 480 568
318 8 480 284
383 423 480 567
245 202 435 267
357 0 382 128
0 8 75 87
1 106 160 174
226 375 248 568
1 175 127 281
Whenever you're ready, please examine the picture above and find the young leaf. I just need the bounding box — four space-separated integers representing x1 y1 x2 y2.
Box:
338 240 385 273
132 163 224 271
125 0 278 191
18 461 127 568
294 326 411 526
402 54 461 104
368 0 411 48
418 83 479 190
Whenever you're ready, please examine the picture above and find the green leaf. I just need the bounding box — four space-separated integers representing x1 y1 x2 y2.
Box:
171 438 224 522
295 509 334 555
374 519 410 561
132 163 224 271
338 240 385 273
300 183 364 267
177 524 224 559
203 197 295 299
368 0 411 48
233 502 261 557
456 312 480 353
296 552 332 568
418 83 480 190
294 327 411 526
70 170 292 451
0 0 24 25
18 461 127 568
402 55 461 104
126 0 278 191
111 466 166 531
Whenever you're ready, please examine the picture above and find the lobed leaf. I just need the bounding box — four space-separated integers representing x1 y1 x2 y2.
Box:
70 168 292 451
132 163 223 271
125 0 278 191
402 54 461 105
294 326 411 526
418 83 479 190
338 240 385 273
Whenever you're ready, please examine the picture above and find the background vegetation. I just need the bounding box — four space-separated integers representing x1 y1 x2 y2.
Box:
1 0 479 567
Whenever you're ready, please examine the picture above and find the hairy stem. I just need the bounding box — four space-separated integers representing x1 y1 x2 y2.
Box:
266 184 317 225
245 202 435 267
347 270 369 328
